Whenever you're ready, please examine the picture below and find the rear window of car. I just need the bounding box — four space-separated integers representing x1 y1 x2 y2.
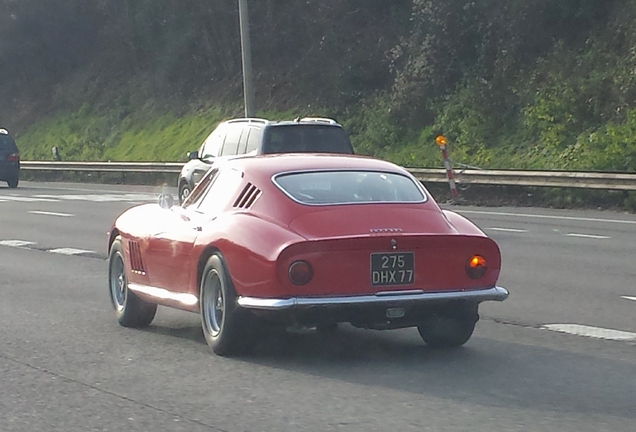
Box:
273 170 426 205
262 125 353 154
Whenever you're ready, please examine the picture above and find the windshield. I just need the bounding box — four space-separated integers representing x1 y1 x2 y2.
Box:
262 125 353 154
273 170 426 205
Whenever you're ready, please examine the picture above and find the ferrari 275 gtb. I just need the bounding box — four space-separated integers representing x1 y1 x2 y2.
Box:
108 154 508 355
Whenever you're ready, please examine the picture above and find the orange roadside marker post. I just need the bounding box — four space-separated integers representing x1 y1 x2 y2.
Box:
435 135 458 200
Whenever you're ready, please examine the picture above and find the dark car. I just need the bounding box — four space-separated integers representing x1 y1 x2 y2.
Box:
0 128 20 188
177 117 354 203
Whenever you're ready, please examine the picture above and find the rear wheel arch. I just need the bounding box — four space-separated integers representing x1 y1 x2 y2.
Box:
197 246 223 294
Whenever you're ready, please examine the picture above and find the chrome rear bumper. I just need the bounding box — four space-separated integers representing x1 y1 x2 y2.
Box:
237 286 509 311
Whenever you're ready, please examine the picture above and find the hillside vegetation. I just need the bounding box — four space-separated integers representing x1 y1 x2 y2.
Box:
2 0 636 173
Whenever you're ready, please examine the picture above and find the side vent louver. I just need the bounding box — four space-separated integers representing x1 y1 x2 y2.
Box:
128 241 146 275
233 183 262 209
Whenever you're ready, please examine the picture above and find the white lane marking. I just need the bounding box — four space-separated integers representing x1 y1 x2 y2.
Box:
0 195 59 202
0 240 37 248
34 194 157 202
29 184 165 194
488 227 528 233
0 240 97 257
28 211 74 217
621 296 636 302
458 210 636 225
49 248 95 256
542 324 636 341
566 233 611 239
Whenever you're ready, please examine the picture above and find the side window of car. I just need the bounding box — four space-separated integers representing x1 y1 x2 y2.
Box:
202 126 227 159
195 168 244 215
184 168 220 208
246 127 262 154
220 125 244 156
237 127 251 155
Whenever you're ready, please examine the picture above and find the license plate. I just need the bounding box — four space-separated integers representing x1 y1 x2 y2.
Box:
370 252 415 286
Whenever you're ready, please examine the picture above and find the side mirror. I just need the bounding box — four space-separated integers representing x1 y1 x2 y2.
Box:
187 150 199 160
158 193 175 209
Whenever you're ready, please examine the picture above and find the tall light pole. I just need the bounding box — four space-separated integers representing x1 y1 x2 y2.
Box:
238 0 255 117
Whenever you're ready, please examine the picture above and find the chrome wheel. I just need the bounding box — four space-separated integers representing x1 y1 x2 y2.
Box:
109 251 127 311
202 269 224 337
200 253 257 356
108 236 157 328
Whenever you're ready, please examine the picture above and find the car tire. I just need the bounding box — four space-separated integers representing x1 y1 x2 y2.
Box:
200 253 255 356
7 176 18 188
417 306 478 348
178 181 191 204
108 236 157 328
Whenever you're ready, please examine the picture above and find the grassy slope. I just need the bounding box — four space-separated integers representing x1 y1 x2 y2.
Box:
16 98 327 163
18 104 226 162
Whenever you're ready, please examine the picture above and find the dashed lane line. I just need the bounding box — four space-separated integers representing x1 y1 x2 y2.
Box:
49 248 95 256
488 227 528 233
26 184 168 194
487 227 611 239
0 239 102 259
621 296 636 302
458 209 636 225
0 193 157 203
566 233 611 239
0 240 37 248
542 324 636 341
33 194 157 202
28 211 75 217
0 195 58 202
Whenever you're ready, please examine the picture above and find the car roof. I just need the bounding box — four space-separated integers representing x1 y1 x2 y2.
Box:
265 121 342 127
223 117 343 128
225 154 410 178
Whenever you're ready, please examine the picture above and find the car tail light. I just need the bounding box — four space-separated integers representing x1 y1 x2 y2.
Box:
7 153 19 162
466 255 487 279
288 260 313 285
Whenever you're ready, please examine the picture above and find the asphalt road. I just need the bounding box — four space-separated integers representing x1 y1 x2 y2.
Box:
1 181 635 431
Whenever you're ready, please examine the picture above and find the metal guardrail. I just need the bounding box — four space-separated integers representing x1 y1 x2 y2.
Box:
21 161 183 174
407 168 636 191
20 161 636 191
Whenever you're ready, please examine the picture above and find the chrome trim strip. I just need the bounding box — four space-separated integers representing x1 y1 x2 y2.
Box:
128 283 198 306
375 289 425 296
237 286 509 310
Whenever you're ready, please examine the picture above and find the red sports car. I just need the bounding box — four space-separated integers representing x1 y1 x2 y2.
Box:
108 154 508 355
